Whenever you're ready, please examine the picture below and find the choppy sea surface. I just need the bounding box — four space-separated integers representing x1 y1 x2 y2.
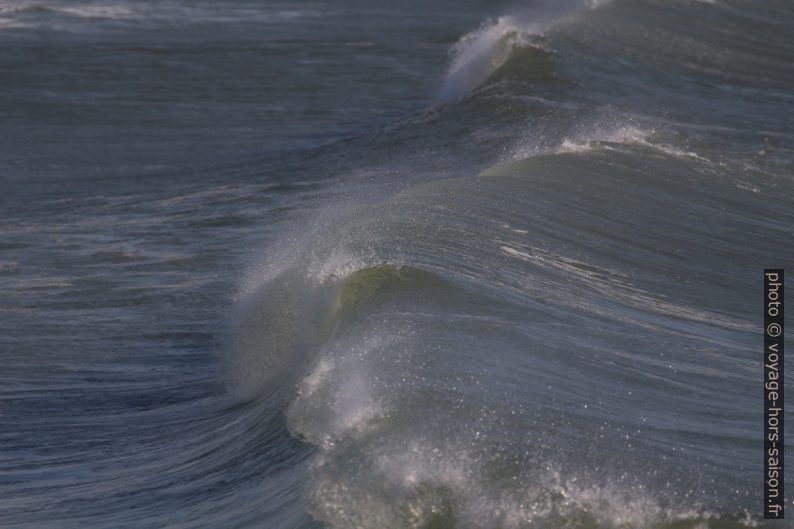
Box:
1 0 793 527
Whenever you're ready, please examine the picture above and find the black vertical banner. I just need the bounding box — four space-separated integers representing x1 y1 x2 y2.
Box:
765 269 784 519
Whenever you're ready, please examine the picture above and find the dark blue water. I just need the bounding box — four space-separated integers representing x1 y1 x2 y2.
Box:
1 1 793 527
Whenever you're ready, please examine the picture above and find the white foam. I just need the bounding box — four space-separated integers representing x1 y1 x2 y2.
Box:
0 1 327 31
299 358 335 398
54 4 135 19
554 125 653 154
437 1 610 102
288 332 400 448
437 16 536 102
0 1 134 20
561 124 711 162
510 121 712 163
308 433 740 529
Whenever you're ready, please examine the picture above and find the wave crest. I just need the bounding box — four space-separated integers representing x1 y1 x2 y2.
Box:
437 16 535 102
436 1 609 102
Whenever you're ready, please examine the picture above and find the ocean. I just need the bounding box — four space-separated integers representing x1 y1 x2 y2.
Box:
1 0 792 527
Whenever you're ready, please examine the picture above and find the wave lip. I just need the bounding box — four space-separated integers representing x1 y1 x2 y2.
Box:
436 0 609 102
437 15 536 102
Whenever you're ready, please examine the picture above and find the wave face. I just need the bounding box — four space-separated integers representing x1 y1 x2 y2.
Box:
230 0 794 527
2 0 793 528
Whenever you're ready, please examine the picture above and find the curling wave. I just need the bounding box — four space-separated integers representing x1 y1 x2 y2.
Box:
217 0 794 527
